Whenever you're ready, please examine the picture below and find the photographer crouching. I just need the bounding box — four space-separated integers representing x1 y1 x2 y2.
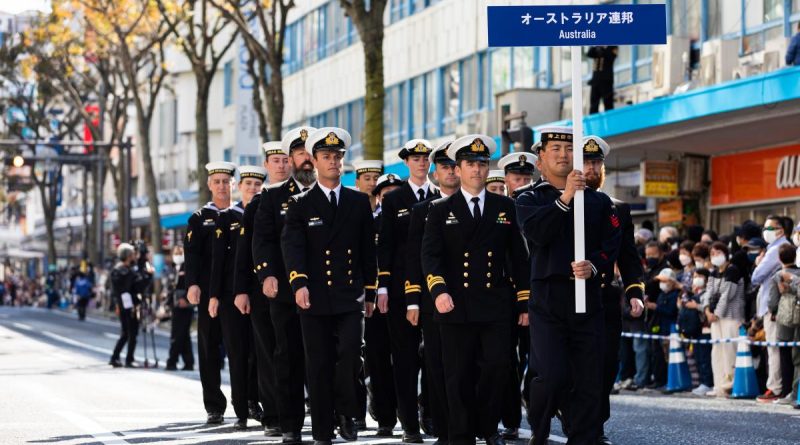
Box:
109 242 152 368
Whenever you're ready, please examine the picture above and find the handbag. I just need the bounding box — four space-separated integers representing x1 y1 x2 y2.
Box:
777 292 800 328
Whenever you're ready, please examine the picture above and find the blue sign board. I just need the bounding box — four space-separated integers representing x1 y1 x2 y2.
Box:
487 4 667 47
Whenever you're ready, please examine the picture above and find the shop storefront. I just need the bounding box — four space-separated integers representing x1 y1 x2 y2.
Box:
710 144 800 234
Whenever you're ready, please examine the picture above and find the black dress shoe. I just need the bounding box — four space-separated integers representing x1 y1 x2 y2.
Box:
502 427 519 440
402 431 424 443
485 433 506 445
597 434 613 445
164 364 178 371
234 419 248 431
124 361 140 368
337 415 357 441
376 426 394 437
248 401 264 422
354 418 367 431
282 432 302 444
109 359 123 368
206 412 224 424
181 365 194 371
264 424 282 437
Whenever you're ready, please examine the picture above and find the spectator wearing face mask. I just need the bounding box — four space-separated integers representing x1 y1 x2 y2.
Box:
703 242 746 397
753 216 790 403
685 268 713 395
692 243 711 272
647 268 680 390
633 241 669 389
765 244 800 405
678 241 697 294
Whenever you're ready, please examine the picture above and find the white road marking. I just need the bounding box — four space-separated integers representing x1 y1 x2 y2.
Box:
56 410 131 445
42 331 114 355
12 322 33 330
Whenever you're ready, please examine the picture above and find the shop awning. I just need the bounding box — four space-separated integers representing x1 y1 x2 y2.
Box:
536 66 800 169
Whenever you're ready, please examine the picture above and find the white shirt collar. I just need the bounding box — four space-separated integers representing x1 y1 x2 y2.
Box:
317 182 342 202
460 188 486 213
408 180 430 198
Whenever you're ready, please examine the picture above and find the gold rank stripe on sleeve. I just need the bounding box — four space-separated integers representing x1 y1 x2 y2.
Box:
365 284 378 290
240 227 245 235
426 274 445 291
625 283 645 292
404 280 422 294
288 271 308 284
516 290 531 301
378 271 391 276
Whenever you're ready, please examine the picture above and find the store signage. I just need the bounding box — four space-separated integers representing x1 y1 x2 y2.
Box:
639 160 679 198
711 144 800 206
776 155 800 190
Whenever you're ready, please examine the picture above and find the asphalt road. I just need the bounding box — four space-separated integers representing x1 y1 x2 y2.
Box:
0 306 798 445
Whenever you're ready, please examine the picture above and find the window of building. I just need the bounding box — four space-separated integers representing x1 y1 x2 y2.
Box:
635 45 653 82
442 63 459 135
423 71 438 138
223 60 233 107
461 56 478 118
303 9 320 65
512 47 534 88
671 0 701 40
491 48 511 95
478 51 491 110
223 148 232 162
410 75 425 138
350 99 364 155
764 0 784 22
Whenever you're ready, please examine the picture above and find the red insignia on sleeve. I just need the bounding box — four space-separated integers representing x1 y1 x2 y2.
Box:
610 215 620 228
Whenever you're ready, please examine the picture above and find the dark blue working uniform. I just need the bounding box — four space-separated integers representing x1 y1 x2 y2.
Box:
516 179 621 445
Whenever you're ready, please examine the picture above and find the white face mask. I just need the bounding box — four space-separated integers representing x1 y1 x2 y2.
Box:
679 254 692 266
792 233 800 246
659 282 671 292
796 247 800 267
173 255 185 265
763 229 778 244
695 260 705 269
692 277 706 289
711 254 727 267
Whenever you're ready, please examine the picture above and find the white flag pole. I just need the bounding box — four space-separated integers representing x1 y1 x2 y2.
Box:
570 45 586 314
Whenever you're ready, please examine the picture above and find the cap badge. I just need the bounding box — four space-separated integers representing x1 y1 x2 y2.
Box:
300 129 308 141
584 139 600 153
414 142 428 152
519 154 526 165
470 138 486 153
325 132 340 146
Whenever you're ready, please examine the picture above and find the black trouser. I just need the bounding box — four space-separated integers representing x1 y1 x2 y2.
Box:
440 321 510 445
167 307 194 368
386 298 422 433
601 289 622 429
528 280 605 445
111 308 139 364
617 336 636 382
780 346 794 397
269 300 305 433
249 298 279 423
300 311 364 440
364 310 397 428
420 310 448 439
219 301 253 421
197 297 227 415
76 297 89 320
651 336 668 387
502 317 523 430
589 79 614 114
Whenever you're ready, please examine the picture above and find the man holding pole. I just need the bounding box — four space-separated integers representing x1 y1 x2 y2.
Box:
515 127 621 445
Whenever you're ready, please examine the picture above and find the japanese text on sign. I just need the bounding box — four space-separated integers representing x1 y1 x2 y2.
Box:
488 5 667 47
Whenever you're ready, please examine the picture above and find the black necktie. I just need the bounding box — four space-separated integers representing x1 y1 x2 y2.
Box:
418 189 426 202
471 197 481 220
329 190 337 214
